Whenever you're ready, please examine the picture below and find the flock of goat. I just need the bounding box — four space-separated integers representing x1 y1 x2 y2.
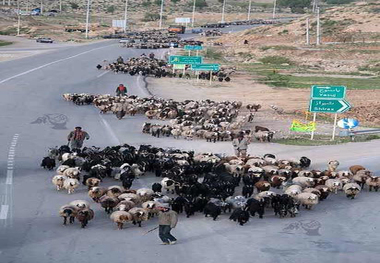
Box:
41 143 379 229
63 94 273 142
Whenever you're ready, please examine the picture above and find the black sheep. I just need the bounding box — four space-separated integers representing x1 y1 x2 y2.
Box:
242 185 254 198
246 198 265 219
152 182 162 193
184 201 196 218
203 202 221 220
230 208 250 226
300 156 311 168
41 157 56 170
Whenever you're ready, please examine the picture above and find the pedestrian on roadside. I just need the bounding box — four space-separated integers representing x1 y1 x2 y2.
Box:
232 132 249 158
157 204 178 245
67 127 90 151
116 84 127 96
116 56 124 64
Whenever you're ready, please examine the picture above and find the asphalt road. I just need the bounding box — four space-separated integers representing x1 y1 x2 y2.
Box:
0 31 380 263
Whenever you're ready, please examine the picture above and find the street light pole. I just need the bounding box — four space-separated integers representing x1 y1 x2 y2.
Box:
247 0 252 20
17 0 21 36
316 7 321 45
159 0 164 29
40 0 43 15
85 0 91 39
191 0 196 27
59 0 62 13
272 0 276 20
221 0 226 23
124 0 128 32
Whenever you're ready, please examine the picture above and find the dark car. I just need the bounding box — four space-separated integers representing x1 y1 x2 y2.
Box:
191 28 203 34
36 38 54 43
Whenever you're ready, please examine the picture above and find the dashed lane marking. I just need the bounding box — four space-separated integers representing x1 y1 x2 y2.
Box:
96 71 109 78
0 205 9 220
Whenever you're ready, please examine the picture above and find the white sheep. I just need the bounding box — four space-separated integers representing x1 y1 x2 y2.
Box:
131 164 145 178
52 175 67 191
298 170 313 177
303 188 321 197
343 183 361 199
115 200 135 212
118 193 141 205
245 158 265 167
338 170 353 179
161 177 176 194
325 179 343 194
365 176 380 192
254 191 277 200
63 167 81 179
292 176 314 188
85 178 101 190
110 211 133 229
284 185 303 197
88 187 106 202
63 178 79 194
142 201 161 218
153 195 171 204
128 207 149 227
106 185 125 198
295 192 319 210
136 188 154 202
56 165 70 175
327 160 340 172
69 200 90 210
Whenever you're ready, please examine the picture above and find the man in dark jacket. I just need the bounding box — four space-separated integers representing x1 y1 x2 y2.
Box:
67 127 90 150
116 84 127 96
157 204 178 245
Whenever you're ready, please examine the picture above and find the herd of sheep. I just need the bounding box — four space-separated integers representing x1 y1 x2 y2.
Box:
41 143 379 230
63 93 273 142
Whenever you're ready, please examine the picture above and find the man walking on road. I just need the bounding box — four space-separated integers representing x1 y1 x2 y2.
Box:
116 84 127 96
232 132 249 158
67 127 90 151
157 204 178 245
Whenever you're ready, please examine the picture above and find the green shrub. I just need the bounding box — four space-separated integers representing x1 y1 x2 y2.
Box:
69 2 79 9
264 71 290 87
259 56 292 65
106 5 116 13
325 0 354 4
142 12 166 21
195 0 208 8
205 48 223 60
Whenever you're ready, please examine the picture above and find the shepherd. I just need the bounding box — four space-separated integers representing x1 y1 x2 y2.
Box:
116 84 127 96
67 127 90 151
232 132 249 158
157 204 178 245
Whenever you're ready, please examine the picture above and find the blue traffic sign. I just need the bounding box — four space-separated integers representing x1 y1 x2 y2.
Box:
337 118 359 129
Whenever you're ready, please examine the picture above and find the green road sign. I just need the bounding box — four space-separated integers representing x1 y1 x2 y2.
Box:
191 64 220 71
311 85 346 99
169 55 203 64
309 99 351 113
184 45 203 51
173 64 186 70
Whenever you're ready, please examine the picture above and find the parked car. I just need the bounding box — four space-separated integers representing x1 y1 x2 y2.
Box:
36 38 54 43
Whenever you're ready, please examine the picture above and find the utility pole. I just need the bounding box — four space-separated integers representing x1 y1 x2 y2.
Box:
191 0 196 27
40 0 43 15
85 0 91 39
316 7 321 45
123 0 128 32
59 0 62 13
247 0 252 20
17 0 21 36
221 0 226 23
306 17 310 45
159 0 164 29
272 0 276 20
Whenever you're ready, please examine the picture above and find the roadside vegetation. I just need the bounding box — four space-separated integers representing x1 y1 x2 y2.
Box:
274 134 380 146
0 40 13 47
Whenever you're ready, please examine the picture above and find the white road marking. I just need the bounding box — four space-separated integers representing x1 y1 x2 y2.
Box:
6 170 13 185
0 205 9 220
98 115 121 145
96 71 109 78
0 44 117 85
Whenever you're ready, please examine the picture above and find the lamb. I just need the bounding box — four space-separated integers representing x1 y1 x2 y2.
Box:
99 195 119 214
327 160 340 172
295 192 319 210
365 176 380 192
292 176 314 188
129 207 149 227
52 175 67 191
63 167 81 180
63 178 80 194
85 178 101 190
69 200 90 210
88 187 106 202
343 183 361 199
110 211 133 229
59 205 77 225
325 179 343 194
284 185 302 197
136 188 154 202
41 157 56 170
76 208 94 228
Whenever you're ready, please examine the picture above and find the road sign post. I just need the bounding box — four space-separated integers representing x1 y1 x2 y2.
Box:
169 55 203 64
332 113 338 141
311 85 346 99
309 99 351 113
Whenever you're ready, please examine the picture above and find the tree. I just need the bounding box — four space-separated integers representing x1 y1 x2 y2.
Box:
69 2 79 9
195 0 208 8
106 5 116 14
171 0 180 3
142 12 166 21
278 0 312 13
